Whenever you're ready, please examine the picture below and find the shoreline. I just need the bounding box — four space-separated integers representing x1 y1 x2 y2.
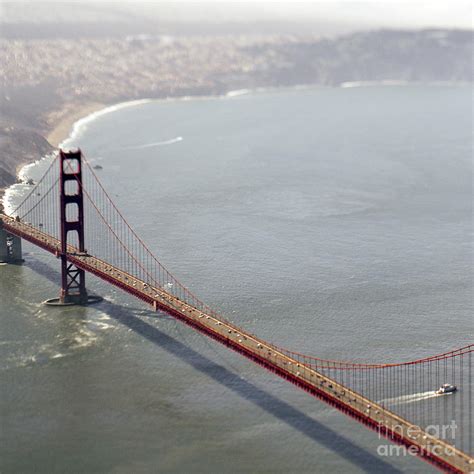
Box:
39 79 474 150
45 101 107 147
46 83 330 150
0 101 106 214
2 80 470 216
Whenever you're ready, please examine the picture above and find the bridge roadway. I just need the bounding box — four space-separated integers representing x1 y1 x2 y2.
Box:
1 213 472 473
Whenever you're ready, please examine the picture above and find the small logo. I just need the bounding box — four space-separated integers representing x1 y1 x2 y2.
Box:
376 421 458 458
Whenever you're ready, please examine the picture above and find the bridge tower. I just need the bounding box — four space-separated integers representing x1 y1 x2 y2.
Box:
58 149 88 304
0 218 23 264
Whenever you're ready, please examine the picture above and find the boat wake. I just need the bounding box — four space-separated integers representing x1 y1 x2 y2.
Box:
226 89 250 97
125 136 183 149
380 390 452 406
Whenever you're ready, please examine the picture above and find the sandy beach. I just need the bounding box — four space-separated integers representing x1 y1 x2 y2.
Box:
0 102 106 213
46 101 106 147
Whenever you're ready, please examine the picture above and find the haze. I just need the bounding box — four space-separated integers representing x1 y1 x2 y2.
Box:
1 1 472 36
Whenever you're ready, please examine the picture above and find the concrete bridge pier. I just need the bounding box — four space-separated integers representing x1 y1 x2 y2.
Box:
0 222 23 264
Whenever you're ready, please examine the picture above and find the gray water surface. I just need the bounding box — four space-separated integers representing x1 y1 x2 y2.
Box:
1 85 472 473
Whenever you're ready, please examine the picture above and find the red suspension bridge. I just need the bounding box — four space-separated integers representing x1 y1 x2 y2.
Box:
0 149 472 473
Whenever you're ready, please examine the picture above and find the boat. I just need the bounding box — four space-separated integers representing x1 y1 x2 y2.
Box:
435 383 457 395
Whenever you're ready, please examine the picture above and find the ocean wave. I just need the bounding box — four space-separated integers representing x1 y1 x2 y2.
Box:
71 327 98 349
51 352 66 359
2 343 70 370
60 98 153 149
2 152 57 216
89 311 115 330
90 321 115 330
97 313 111 321
18 160 44 182
339 80 469 88
3 185 28 216
340 80 410 88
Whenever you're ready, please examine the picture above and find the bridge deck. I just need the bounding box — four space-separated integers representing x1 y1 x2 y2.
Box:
1 213 472 473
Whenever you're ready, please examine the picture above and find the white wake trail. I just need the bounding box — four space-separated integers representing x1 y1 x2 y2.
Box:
380 390 447 406
126 137 183 149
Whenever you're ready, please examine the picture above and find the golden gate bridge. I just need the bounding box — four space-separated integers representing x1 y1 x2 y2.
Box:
0 149 472 473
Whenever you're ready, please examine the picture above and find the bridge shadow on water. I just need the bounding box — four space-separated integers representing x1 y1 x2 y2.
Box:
26 256 402 473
